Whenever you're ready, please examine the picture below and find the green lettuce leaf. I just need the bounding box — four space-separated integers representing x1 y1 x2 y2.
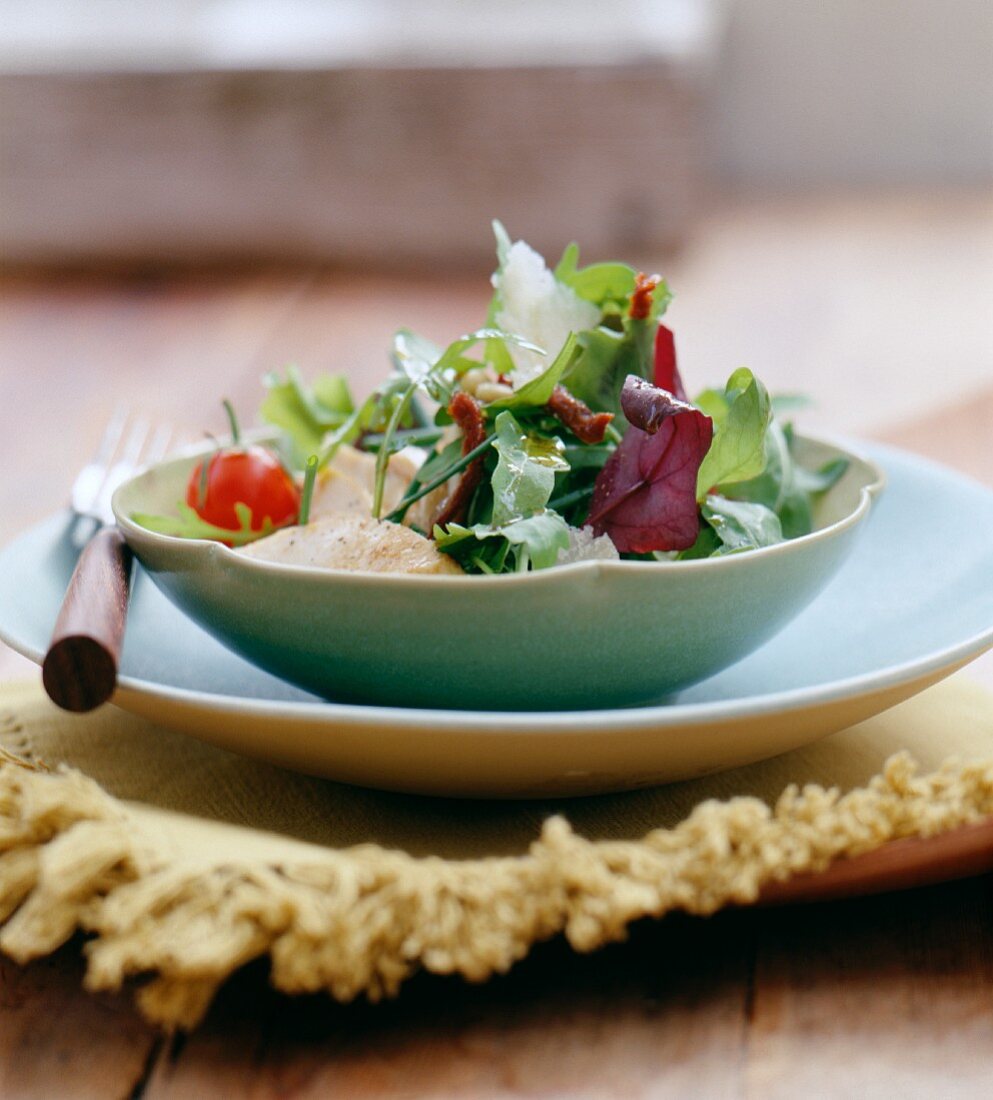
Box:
131 502 279 547
490 411 566 526
695 368 772 500
701 496 784 553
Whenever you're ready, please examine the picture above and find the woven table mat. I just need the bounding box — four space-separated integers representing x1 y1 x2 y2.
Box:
0 674 991 1029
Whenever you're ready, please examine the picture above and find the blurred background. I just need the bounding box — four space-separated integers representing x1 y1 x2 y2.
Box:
4 1 992 262
1 0 991 627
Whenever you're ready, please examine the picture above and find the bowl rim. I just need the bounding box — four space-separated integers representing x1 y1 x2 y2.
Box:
113 430 885 589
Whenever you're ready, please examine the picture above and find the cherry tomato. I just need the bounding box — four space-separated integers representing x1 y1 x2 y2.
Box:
186 446 300 534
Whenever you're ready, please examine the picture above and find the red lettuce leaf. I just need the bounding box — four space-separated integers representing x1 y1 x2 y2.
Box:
652 324 687 401
621 374 699 433
588 375 713 553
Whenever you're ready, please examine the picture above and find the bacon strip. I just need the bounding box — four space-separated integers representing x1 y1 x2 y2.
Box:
546 385 614 444
432 392 488 529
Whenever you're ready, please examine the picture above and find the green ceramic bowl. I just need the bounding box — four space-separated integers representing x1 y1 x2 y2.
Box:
113 435 883 711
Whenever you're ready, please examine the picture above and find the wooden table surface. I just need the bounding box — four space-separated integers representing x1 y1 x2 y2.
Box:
1 194 992 1098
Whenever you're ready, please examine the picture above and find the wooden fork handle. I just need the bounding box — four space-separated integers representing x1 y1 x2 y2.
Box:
43 526 133 712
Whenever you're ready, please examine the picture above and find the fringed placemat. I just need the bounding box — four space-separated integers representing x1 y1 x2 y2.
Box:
1 675 992 1030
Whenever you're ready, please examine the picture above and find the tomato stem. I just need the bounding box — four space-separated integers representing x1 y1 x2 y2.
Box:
299 455 318 525
222 399 241 445
197 452 211 509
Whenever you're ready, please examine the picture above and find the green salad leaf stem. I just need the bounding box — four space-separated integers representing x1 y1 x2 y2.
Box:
547 484 594 513
372 380 419 519
359 426 444 451
383 434 497 524
298 455 318 526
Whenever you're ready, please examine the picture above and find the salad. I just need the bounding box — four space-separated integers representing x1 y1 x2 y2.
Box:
135 224 847 575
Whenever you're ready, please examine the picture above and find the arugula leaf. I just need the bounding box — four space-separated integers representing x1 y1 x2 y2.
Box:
484 223 515 375
260 367 355 466
392 327 541 407
132 502 279 547
439 329 543 371
384 433 496 525
794 457 849 494
487 332 582 411
695 368 772 500
316 392 379 469
559 443 615 470
433 400 572 571
702 495 783 553
499 512 572 569
554 242 673 319
311 375 353 418
490 411 566 526
375 327 540 514
725 420 849 539
558 307 670 424
675 523 722 561
415 436 463 486
435 511 571 573
723 420 800 531
560 327 641 420
771 393 813 418
484 335 516 377
556 257 637 311
391 330 444 390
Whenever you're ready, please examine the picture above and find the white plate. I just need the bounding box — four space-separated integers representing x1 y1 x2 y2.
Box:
1 443 991 797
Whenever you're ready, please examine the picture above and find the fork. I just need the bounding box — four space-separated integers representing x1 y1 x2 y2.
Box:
42 409 175 712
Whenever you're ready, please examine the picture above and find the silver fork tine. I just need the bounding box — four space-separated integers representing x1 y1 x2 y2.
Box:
93 417 150 524
99 423 175 533
95 403 129 465
70 406 129 517
145 423 174 465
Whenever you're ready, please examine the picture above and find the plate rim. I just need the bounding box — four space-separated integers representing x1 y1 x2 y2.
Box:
4 621 989 734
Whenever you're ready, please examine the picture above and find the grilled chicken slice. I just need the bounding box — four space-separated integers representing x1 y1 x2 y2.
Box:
309 445 446 531
240 514 463 575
